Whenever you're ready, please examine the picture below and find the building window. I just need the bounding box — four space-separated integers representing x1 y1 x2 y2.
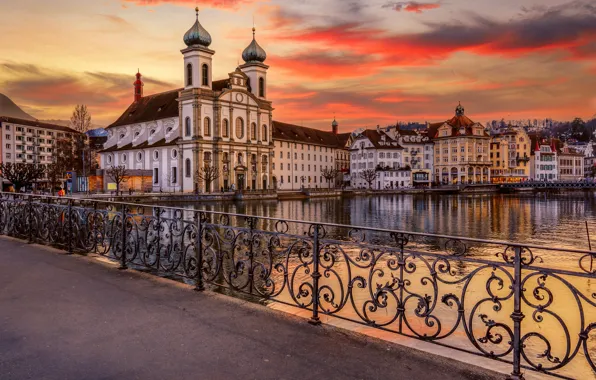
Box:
262 125 268 141
137 152 143 162
222 119 229 137
186 64 193 86
235 117 244 139
122 153 127 162
154 168 159 184
202 64 209 86
258 77 265 97
172 167 177 184
204 151 211 161
171 149 178 159
251 123 257 140
204 117 211 136
153 151 159 160
185 159 191 177
185 117 191 137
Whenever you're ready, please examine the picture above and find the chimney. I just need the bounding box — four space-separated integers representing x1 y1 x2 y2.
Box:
134 70 144 102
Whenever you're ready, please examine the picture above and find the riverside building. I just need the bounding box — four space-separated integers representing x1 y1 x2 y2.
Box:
349 127 411 189
489 127 531 183
427 103 491 184
529 136 558 181
271 119 350 190
0 116 79 191
99 8 274 192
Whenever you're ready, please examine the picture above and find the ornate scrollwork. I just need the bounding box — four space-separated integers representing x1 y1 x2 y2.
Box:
0 193 594 379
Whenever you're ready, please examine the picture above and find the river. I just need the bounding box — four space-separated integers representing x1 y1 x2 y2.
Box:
186 192 596 250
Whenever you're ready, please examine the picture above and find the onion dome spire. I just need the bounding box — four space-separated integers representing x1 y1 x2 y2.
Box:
242 27 267 63
183 7 212 47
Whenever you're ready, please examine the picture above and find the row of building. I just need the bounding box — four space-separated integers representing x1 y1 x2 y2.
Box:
0 9 589 192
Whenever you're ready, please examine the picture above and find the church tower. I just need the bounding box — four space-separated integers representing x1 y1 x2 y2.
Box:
240 27 268 99
133 70 143 102
181 7 214 90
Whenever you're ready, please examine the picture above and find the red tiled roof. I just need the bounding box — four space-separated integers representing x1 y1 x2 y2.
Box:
427 113 488 139
107 89 182 129
272 121 348 149
352 129 403 150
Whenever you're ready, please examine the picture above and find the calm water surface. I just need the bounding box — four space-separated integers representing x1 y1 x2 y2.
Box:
190 193 596 250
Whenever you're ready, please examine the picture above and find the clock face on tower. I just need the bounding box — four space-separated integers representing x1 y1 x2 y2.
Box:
235 93 243 103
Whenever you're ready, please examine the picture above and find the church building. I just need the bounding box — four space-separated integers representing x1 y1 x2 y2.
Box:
100 8 274 192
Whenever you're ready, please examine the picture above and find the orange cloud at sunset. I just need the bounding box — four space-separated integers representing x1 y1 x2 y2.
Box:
0 0 594 130
382 2 441 13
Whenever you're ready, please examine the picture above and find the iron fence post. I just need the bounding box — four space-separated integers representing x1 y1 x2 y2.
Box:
93 201 98 254
119 203 127 270
67 199 73 254
28 195 33 244
194 212 205 291
508 246 525 380
309 224 321 325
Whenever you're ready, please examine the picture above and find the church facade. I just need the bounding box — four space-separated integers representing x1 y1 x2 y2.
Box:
100 8 274 192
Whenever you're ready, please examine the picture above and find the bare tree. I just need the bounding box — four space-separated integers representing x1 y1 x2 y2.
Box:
70 104 92 134
321 167 338 189
106 165 129 194
0 163 46 192
46 163 64 195
359 169 378 189
196 164 220 193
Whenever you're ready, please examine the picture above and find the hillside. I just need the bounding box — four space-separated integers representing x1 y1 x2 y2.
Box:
0 93 35 120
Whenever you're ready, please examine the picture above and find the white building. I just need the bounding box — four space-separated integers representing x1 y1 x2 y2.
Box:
349 128 409 189
100 9 274 192
385 126 434 187
0 116 79 191
529 137 558 181
558 144 584 181
271 120 350 190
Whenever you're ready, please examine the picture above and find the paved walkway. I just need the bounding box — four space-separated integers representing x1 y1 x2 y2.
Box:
0 237 500 380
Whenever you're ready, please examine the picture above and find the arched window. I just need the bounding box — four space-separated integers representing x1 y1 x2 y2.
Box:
235 117 244 139
262 125 268 141
185 117 191 137
186 64 193 86
204 117 211 136
185 159 191 177
250 122 257 140
222 119 229 137
258 77 265 97
202 64 208 86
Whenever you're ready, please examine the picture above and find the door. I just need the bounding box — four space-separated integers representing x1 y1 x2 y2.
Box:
237 174 245 190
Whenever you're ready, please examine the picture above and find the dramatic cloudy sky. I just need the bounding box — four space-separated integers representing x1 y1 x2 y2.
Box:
1 0 595 129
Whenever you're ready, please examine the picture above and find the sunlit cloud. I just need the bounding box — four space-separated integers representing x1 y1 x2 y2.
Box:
382 2 441 13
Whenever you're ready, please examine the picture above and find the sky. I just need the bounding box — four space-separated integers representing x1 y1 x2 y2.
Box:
0 0 595 130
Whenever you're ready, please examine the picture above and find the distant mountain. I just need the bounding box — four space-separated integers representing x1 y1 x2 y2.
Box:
0 93 35 120
41 119 70 127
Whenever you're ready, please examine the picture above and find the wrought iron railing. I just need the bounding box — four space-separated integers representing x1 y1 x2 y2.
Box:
0 192 594 380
